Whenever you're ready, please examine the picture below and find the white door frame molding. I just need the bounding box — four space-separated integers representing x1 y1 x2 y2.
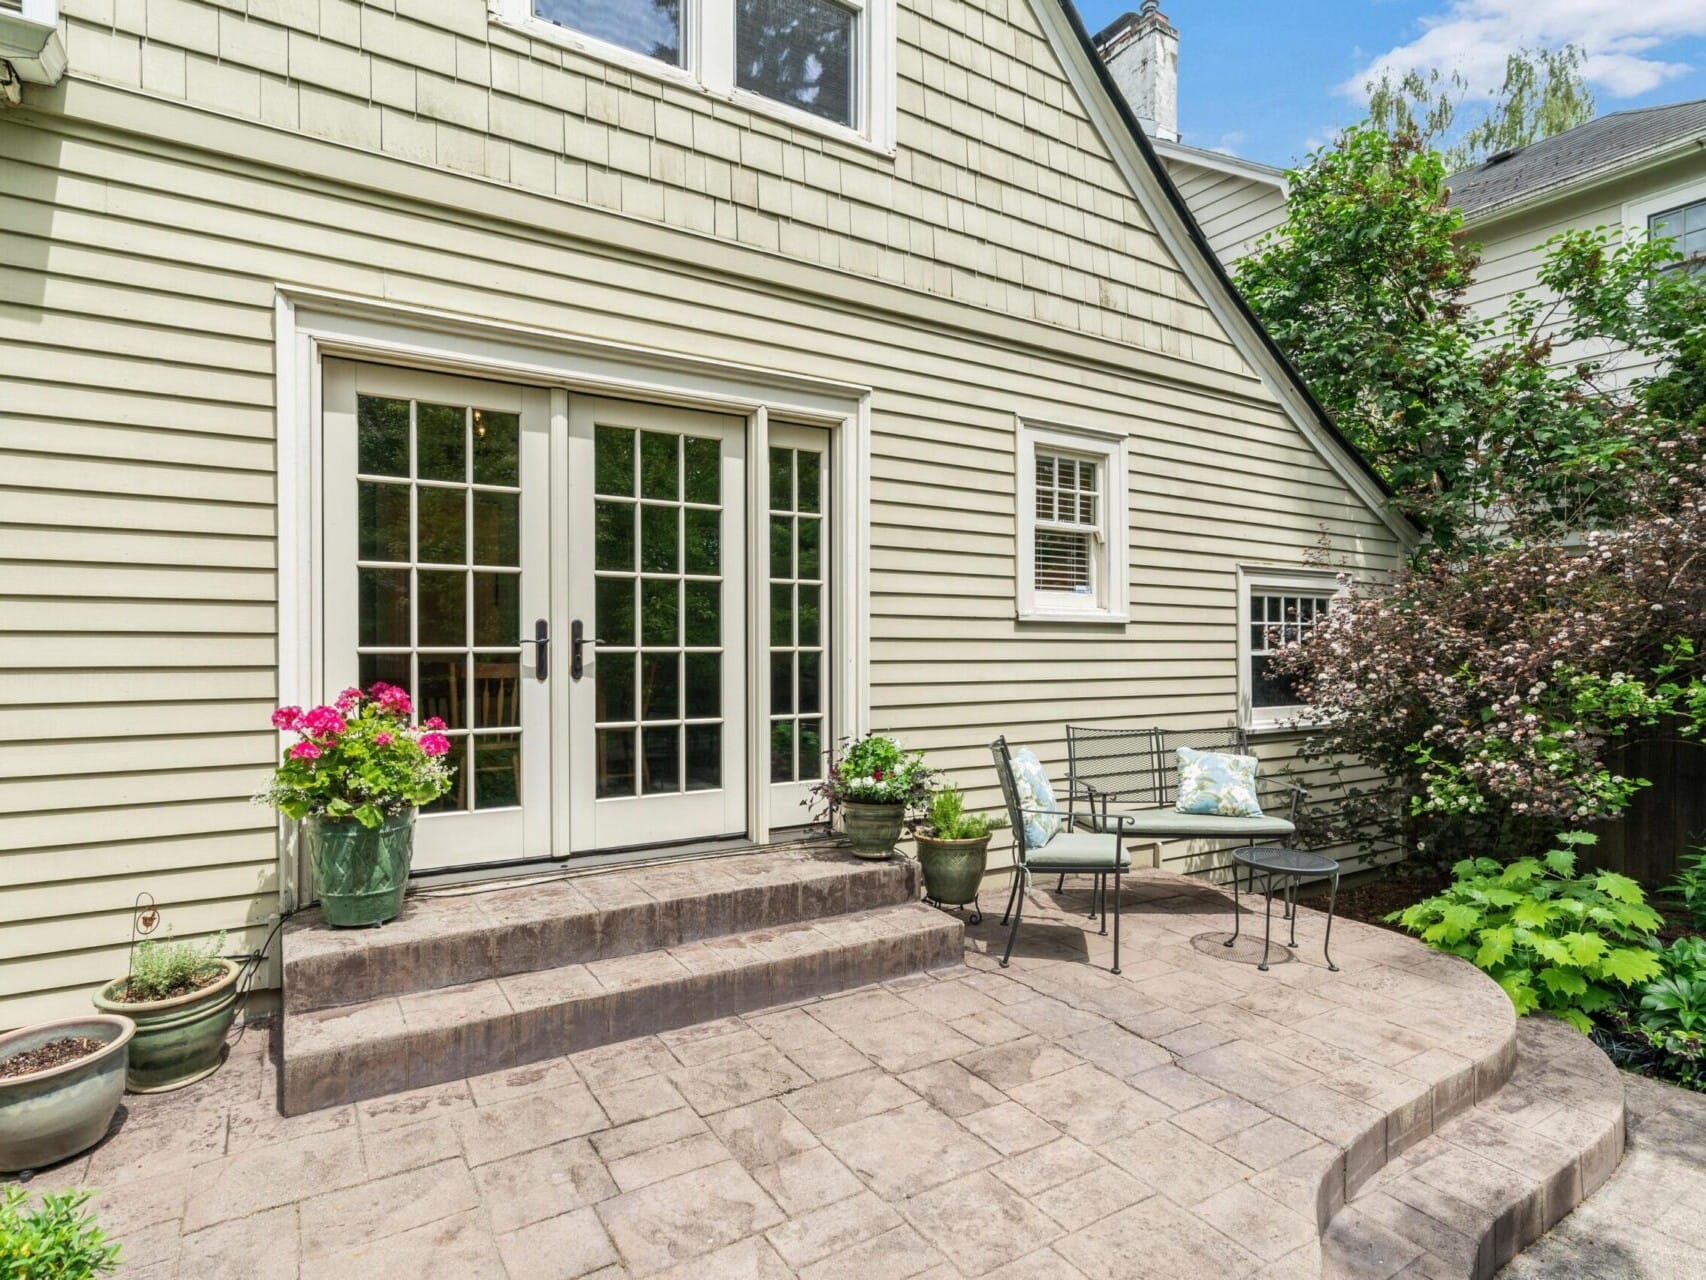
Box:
275 288 871 904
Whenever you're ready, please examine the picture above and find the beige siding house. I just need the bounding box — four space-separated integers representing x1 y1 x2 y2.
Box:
1451 100 1706 379
0 0 1410 1025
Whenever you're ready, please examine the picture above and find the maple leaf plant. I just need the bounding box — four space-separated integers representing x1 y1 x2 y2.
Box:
1390 832 1663 1031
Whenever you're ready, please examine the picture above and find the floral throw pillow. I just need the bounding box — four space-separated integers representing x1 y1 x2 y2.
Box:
1175 747 1265 817
1010 748 1065 850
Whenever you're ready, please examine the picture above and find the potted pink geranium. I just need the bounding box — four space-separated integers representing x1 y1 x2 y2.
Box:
259 683 454 927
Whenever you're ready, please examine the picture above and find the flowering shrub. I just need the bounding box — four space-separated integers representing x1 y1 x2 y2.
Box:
1275 463 1706 858
258 683 453 827
808 734 934 812
1390 833 1663 1031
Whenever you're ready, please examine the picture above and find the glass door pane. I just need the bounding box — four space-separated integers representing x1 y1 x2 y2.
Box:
323 362 552 873
568 398 747 851
767 424 831 814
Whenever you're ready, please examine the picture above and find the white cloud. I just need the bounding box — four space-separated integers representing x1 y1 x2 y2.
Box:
1342 0 1706 103
1209 130 1247 156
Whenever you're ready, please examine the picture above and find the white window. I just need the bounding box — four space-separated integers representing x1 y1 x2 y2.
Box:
1649 197 1706 276
500 0 896 150
1016 422 1128 622
1238 569 1339 730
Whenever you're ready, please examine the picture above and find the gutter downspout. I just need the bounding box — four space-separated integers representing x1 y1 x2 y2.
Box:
0 0 67 103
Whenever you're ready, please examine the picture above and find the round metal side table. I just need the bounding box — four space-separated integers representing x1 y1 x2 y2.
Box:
1225 847 1341 973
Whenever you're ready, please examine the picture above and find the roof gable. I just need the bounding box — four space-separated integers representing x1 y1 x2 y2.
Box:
1030 0 1414 546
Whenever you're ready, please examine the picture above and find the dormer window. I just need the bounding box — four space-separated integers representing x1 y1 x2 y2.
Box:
736 0 857 128
533 0 684 66
509 0 894 151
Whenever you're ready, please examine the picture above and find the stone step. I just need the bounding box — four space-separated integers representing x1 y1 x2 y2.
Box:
283 846 917 1014
281 900 963 1114
1323 1016 1625 1280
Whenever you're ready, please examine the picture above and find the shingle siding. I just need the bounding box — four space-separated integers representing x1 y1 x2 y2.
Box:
0 0 1403 1024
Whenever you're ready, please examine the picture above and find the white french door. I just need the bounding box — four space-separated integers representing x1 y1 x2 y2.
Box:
565 398 749 850
322 368 760 870
322 361 552 872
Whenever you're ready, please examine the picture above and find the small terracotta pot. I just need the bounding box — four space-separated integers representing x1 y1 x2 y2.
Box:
93 958 240 1093
0 1015 134 1172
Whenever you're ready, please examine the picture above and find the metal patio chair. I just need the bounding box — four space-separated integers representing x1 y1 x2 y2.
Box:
991 736 1129 974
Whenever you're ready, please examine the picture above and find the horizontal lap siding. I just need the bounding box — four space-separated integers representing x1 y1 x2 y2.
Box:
1162 158 1287 267
1461 153 1706 385
0 0 1400 1022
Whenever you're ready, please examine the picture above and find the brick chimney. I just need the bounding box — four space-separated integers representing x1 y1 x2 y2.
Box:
1093 2 1179 143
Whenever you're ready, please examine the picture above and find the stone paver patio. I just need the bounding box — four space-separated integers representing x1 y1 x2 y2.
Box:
15 870 1532 1279
1499 1070 1706 1279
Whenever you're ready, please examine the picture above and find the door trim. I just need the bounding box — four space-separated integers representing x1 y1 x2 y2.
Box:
278 293 871 907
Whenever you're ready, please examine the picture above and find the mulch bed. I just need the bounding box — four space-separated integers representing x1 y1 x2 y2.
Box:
0 1036 106 1080
1297 868 1449 934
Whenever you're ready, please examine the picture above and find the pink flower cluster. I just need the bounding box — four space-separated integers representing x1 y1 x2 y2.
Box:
272 683 437 765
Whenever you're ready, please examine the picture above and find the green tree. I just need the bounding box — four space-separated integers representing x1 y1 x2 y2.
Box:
1235 126 1704 545
1365 46 1595 171
1451 46 1595 170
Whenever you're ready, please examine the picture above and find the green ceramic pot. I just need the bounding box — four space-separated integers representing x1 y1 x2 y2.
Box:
93 959 238 1093
841 801 905 860
916 834 991 906
0 1015 133 1173
304 810 417 927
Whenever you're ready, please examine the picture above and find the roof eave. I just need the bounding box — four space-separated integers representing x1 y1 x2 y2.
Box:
1456 135 1706 229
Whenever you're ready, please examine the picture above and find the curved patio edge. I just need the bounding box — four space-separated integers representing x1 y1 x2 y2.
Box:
1319 1014 1627 1279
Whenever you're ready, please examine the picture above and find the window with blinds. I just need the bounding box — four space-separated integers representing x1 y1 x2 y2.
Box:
1033 451 1099 596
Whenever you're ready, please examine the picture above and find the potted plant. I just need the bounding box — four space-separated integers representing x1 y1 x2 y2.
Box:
0 1016 134 1172
915 785 1008 917
92 932 238 1092
810 734 934 859
258 683 454 927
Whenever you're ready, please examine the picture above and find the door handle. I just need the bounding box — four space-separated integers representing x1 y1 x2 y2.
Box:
570 619 604 681
517 618 549 682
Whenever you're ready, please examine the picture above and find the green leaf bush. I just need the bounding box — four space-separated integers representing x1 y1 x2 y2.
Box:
1390 833 1663 1031
0 1188 120 1278
921 785 1008 842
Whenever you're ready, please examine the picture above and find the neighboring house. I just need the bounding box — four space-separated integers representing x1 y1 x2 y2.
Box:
1450 99 1706 381
0 0 1412 1024
1093 4 1288 269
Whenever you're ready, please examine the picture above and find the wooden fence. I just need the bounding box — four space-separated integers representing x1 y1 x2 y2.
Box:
1589 737 1706 886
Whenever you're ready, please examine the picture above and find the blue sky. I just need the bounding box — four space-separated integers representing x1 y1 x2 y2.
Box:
1074 1 1706 170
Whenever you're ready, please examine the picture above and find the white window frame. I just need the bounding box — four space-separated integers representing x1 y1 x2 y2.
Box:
1237 566 1341 733
1016 421 1129 624
490 0 897 154
1624 175 1706 272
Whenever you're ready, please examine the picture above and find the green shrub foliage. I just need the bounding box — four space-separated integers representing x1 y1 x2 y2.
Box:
1640 937 1706 1035
0 1188 120 1279
1390 833 1663 1030
1665 846 1706 933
